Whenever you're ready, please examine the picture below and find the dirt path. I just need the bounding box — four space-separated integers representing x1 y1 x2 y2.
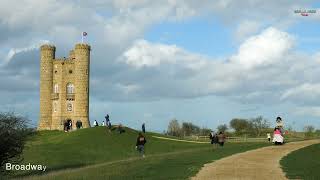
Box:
192 139 320 180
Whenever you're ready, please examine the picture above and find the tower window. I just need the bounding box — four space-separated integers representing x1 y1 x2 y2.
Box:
54 84 59 93
66 83 74 94
67 102 73 112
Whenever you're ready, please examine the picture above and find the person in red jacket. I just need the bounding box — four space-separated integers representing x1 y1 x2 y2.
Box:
136 133 147 158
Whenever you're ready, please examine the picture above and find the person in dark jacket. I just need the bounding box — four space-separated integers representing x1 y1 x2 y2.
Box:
209 131 214 144
142 123 146 134
136 133 147 158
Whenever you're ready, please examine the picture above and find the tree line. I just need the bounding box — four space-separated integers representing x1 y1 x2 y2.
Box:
167 116 320 138
167 116 271 137
167 119 211 137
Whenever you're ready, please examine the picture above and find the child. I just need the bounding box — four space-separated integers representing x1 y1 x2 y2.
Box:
136 133 147 158
267 133 271 142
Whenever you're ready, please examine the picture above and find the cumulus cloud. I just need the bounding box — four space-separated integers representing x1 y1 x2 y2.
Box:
231 27 295 68
119 39 207 69
112 26 320 111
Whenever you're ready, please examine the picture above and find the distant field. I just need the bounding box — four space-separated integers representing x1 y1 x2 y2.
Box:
281 143 320 180
15 127 270 179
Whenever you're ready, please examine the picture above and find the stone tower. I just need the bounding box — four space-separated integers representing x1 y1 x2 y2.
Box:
38 43 91 130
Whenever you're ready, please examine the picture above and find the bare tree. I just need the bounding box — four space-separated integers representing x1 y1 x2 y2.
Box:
304 125 315 133
217 124 228 133
304 125 315 137
230 118 251 135
250 116 270 137
167 119 181 137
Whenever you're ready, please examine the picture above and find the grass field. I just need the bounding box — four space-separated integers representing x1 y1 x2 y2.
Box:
280 143 320 180
14 126 270 179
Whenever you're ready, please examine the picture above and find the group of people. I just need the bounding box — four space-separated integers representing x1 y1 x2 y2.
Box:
209 131 226 147
63 120 83 132
266 117 285 145
93 114 112 128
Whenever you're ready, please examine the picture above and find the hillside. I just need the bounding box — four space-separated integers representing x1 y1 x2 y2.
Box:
18 126 205 176
15 126 270 179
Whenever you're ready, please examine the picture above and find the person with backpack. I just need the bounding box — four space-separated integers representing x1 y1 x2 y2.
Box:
136 133 147 158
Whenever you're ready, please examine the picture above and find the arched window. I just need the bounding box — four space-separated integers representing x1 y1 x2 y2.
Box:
66 83 74 94
54 84 59 93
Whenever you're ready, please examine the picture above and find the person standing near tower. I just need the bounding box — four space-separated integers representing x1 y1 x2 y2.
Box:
105 114 112 132
93 120 99 127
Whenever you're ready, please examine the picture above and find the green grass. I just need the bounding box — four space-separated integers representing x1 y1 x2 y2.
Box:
15 127 270 179
280 143 320 180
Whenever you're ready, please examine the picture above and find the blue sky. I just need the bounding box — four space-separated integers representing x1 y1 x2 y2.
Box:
0 0 320 132
145 17 236 57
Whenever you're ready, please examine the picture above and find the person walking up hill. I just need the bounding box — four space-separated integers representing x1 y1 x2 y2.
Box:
136 133 147 158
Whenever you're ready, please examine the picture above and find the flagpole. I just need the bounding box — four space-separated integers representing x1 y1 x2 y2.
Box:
81 32 83 43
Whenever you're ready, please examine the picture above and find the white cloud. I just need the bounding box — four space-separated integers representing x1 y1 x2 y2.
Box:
231 27 294 68
2 40 49 66
120 39 207 69
281 83 320 103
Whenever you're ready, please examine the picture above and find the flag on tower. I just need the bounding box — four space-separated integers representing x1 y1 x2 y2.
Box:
81 32 87 43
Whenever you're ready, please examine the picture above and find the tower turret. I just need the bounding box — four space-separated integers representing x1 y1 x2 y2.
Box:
74 43 91 128
38 44 55 130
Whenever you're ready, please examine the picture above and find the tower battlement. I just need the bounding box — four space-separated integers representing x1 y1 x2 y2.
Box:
75 43 91 50
40 44 56 51
38 43 91 130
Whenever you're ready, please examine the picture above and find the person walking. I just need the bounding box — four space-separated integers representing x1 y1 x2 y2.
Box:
218 132 226 147
136 133 147 158
142 123 146 134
